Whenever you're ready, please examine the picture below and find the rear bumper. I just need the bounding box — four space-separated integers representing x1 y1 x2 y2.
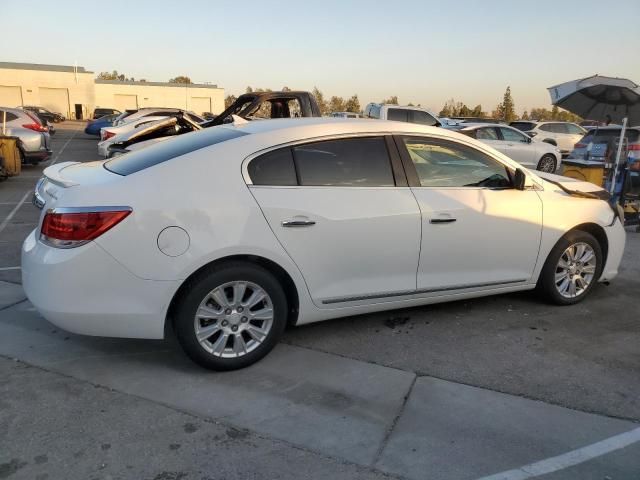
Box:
22 149 52 162
21 229 178 339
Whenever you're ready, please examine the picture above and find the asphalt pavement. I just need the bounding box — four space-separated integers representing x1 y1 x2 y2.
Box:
1 122 639 480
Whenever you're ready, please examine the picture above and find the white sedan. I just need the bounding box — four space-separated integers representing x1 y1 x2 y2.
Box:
98 116 168 157
458 123 562 173
24 118 625 370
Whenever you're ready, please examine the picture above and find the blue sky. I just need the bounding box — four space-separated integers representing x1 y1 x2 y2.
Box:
4 0 640 113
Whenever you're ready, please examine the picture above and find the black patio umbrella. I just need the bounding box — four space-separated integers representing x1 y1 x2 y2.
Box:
548 75 640 193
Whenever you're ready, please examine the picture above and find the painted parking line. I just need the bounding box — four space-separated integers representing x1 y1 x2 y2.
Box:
477 426 640 480
0 267 21 271
0 190 31 236
48 122 82 166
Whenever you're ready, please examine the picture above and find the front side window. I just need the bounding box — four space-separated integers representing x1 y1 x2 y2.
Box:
387 108 409 122
293 137 394 186
500 127 528 142
402 137 511 188
567 124 585 135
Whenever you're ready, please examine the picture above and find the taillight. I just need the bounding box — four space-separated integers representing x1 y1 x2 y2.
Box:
22 123 47 132
40 207 132 248
102 130 115 141
575 143 586 149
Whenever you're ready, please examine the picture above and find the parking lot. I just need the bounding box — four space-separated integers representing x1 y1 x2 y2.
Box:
1 121 639 480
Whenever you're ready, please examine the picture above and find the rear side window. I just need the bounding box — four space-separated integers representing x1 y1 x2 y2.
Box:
387 109 409 122
293 137 394 186
476 127 499 140
249 148 297 186
1 111 18 122
105 127 247 175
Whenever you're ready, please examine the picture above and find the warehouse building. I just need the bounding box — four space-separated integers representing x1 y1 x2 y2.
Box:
0 62 224 119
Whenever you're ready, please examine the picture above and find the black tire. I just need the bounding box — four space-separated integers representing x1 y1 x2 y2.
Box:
174 262 288 371
536 154 557 173
537 230 603 305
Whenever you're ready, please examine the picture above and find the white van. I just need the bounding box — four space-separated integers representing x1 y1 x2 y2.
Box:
364 103 441 126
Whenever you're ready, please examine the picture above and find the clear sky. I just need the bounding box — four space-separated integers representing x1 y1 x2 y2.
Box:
4 0 640 113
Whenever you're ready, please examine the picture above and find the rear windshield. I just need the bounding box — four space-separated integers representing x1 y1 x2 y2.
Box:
510 122 536 131
581 129 640 144
105 127 248 175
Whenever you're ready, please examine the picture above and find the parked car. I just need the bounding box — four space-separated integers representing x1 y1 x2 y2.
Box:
510 121 586 156
204 91 322 127
108 92 324 154
0 107 52 164
93 108 121 119
24 118 625 370
113 108 203 127
98 116 171 157
452 117 502 124
330 112 362 118
106 114 206 157
364 103 441 126
84 114 118 136
568 126 640 163
21 105 65 123
459 123 562 172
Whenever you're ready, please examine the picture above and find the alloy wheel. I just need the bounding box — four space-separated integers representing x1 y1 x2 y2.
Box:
554 242 597 298
193 281 274 358
538 155 557 173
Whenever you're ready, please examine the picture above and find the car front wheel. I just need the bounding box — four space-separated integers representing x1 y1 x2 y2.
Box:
174 262 288 370
537 230 602 305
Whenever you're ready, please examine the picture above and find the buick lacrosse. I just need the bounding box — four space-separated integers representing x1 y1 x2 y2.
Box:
23 118 625 370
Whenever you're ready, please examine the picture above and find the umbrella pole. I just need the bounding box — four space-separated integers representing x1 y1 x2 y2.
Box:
610 117 627 195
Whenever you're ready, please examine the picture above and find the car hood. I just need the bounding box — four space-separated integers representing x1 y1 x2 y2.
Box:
534 171 605 193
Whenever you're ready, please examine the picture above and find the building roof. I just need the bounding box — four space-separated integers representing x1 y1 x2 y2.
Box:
95 80 220 89
0 61 93 74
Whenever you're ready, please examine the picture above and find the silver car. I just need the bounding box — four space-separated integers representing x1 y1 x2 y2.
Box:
0 107 52 164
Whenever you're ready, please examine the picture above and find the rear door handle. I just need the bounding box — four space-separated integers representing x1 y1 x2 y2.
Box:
429 218 456 224
282 219 316 227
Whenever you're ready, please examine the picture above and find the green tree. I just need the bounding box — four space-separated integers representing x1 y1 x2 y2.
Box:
521 110 529 120
382 96 399 105
471 105 484 117
96 70 131 81
344 94 360 113
224 95 237 108
496 86 516 122
169 76 192 84
246 86 253 93
329 96 346 113
282 86 291 92
312 86 329 115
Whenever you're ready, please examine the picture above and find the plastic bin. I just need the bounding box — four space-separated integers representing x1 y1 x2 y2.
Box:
0 135 21 178
561 159 604 187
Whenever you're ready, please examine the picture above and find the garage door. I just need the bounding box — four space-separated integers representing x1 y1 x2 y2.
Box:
39 88 70 116
0 86 23 108
113 94 138 111
191 97 211 115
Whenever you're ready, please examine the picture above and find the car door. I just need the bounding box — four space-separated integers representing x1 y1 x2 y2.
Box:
396 135 542 291
247 135 422 306
498 126 536 167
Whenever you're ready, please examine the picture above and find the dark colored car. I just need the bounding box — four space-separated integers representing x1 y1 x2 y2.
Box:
22 106 65 123
93 108 122 119
84 113 119 136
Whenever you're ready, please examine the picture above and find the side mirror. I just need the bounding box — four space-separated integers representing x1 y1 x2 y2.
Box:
514 168 526 190
526 136 532 143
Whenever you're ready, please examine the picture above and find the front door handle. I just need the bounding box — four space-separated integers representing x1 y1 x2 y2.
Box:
429 218 457 224
282 219 316 227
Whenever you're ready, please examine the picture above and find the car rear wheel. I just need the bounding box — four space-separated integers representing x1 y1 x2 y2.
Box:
537 154 557 173
174 262 288 370
537 230 602 305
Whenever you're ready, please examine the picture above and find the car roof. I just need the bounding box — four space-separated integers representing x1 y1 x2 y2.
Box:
459 123 507 130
